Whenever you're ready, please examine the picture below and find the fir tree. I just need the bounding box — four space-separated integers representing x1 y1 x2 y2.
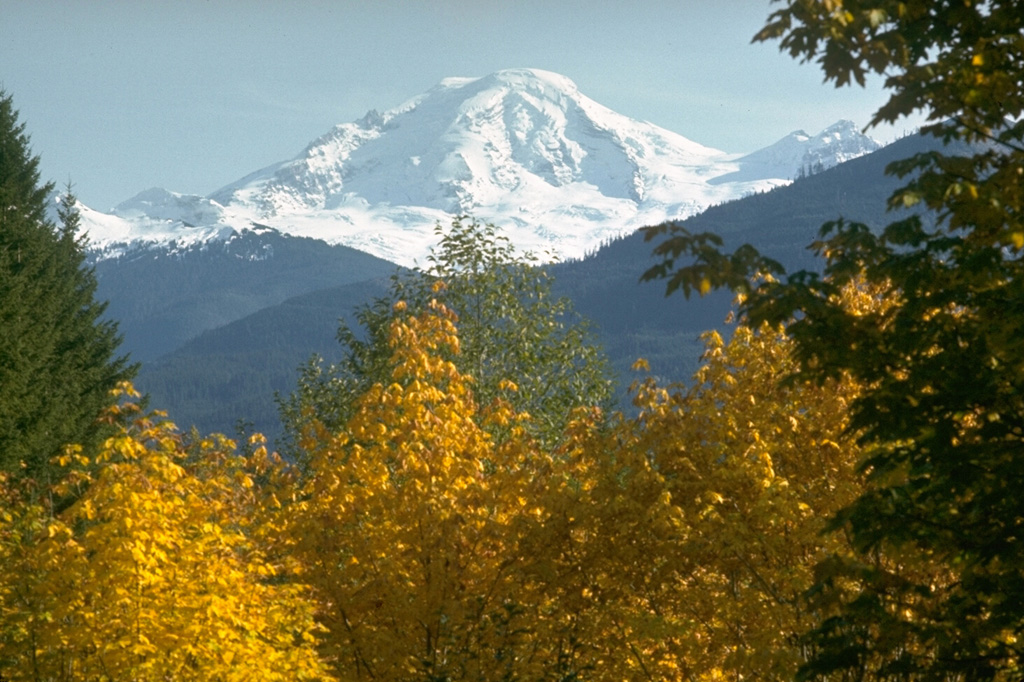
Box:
0 90 136 481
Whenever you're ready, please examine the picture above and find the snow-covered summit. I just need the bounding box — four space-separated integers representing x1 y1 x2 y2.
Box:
710 120 881 185
112 187 226 225
81 69 882 266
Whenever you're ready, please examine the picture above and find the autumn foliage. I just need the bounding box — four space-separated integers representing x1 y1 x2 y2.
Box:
3 1 1019 676
643 1 1024 679
0 388 328 681
282 300 546 679
3 0 1017 677
3 288 895 681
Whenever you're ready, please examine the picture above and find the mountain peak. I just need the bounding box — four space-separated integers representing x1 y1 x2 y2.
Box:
437 68 580 94
709 118 881 185
481 67 580 92
821 119 861 134
79 70 885 266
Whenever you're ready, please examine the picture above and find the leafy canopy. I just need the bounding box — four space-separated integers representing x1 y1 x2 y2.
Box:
0 386 329 680
281 299 587 680
642 2 1024 680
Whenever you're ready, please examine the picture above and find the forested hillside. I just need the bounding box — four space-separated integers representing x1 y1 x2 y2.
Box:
93 228 395 361
138 277 391 438
136 129 939 439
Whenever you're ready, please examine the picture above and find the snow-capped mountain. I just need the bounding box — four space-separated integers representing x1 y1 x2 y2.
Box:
80 69 881 266
708 120 882 185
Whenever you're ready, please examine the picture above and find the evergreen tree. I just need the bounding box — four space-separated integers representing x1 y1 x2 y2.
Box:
0 90 135 481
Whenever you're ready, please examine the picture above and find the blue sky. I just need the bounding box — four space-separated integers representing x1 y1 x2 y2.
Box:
1 1 925 211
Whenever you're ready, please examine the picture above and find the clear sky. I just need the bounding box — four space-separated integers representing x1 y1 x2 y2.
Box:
1 1 925 211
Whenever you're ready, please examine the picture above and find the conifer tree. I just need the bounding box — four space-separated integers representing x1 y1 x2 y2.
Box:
0 90 135 480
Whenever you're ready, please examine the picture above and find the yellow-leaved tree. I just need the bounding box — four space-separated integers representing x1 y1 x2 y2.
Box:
275 281 937 682
547 285 903 682
637 319 863 682
0 385 330 681
284 299 578 680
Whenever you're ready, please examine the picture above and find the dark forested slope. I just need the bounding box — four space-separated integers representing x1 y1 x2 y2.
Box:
94 229 395 361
